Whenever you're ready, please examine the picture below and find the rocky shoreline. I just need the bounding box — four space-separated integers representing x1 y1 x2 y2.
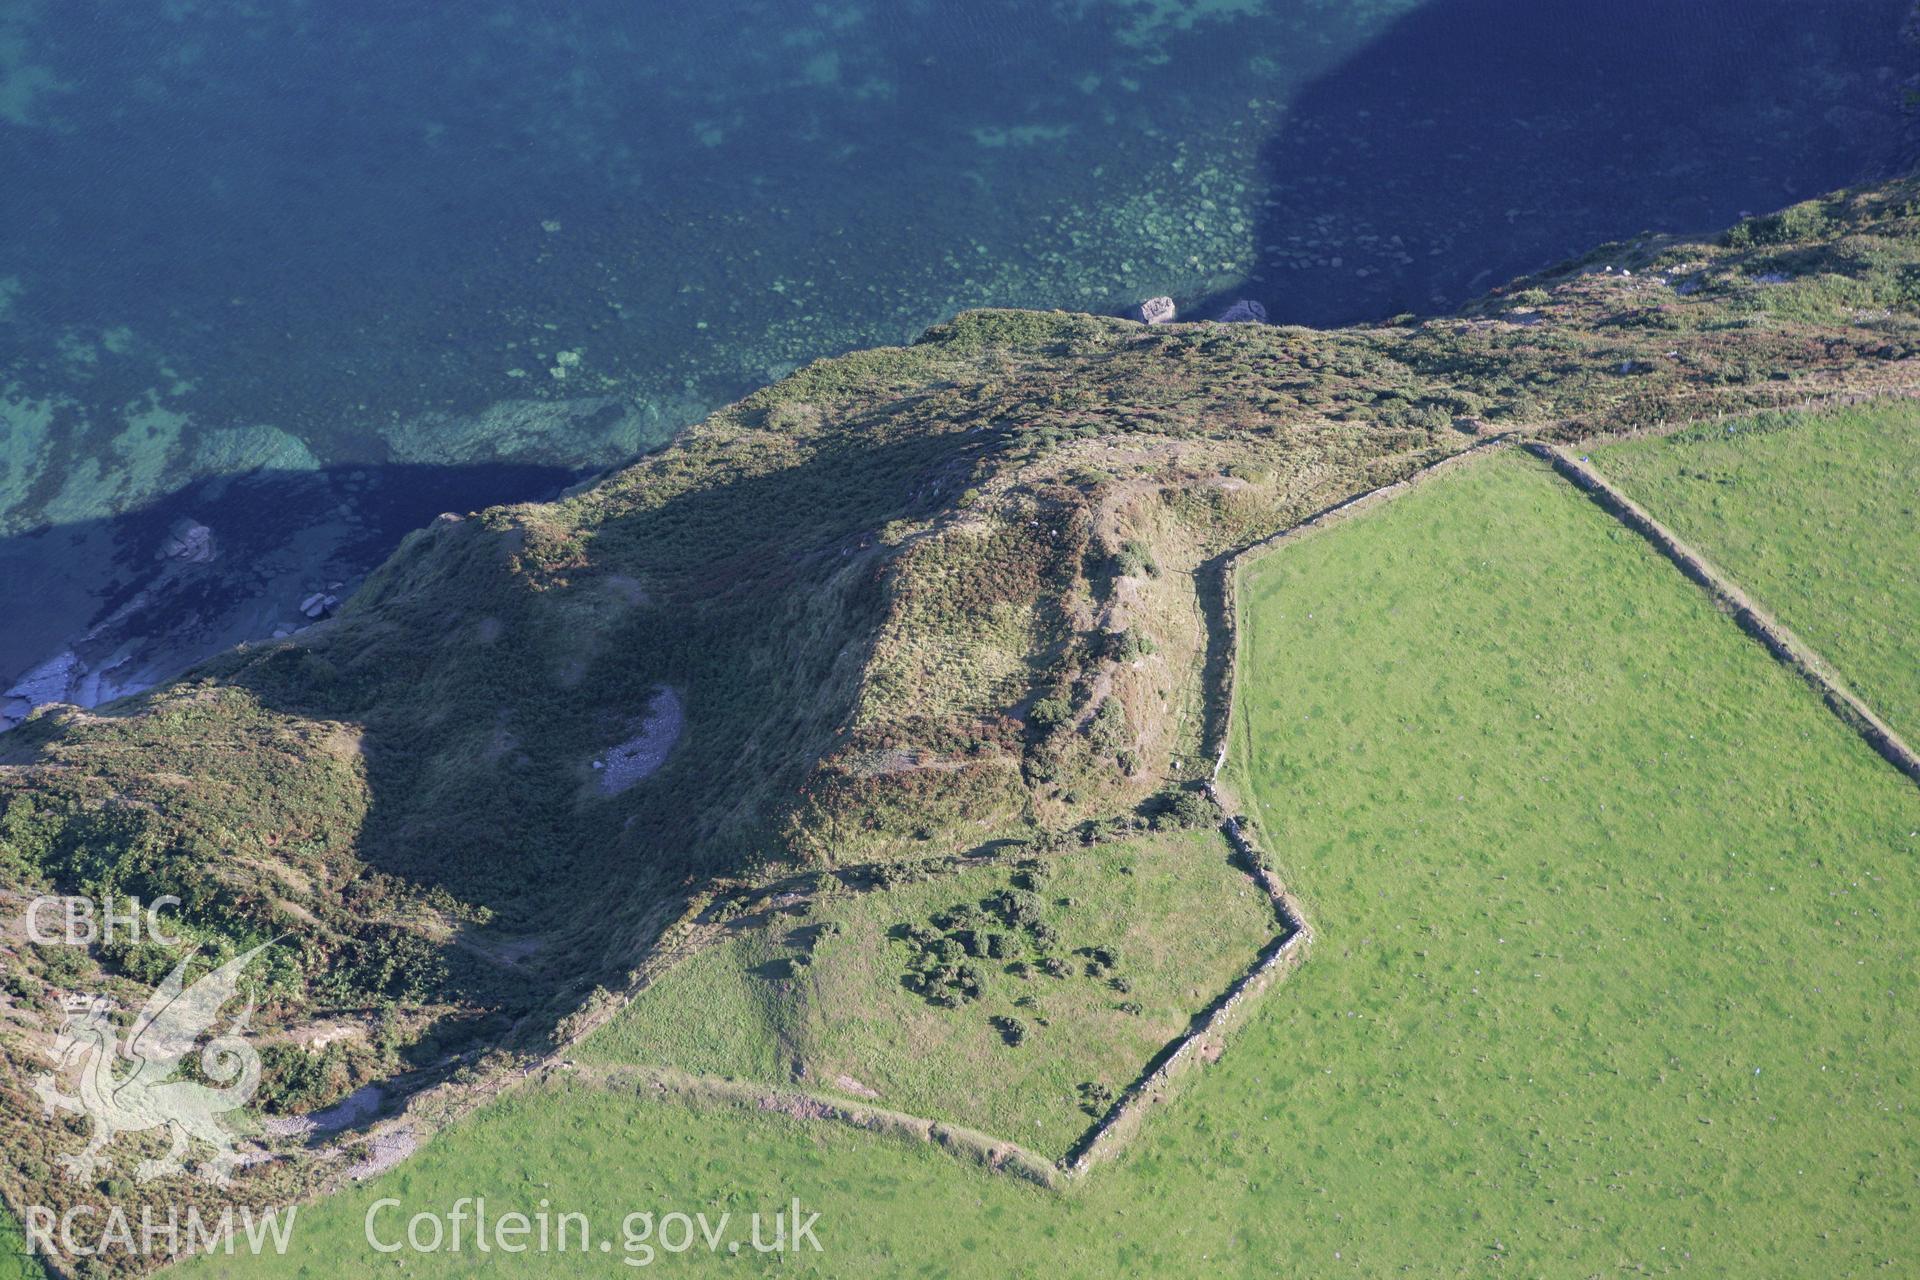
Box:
0 460 580 733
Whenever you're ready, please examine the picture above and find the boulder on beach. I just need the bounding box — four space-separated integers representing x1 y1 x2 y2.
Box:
1137 296 1176 325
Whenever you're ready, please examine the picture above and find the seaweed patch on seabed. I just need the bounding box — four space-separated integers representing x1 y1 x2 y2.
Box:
594 686 686 795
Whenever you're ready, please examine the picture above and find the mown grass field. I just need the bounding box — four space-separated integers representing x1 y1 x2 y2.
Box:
182 449 1920 1278
1591 397 1920 744
582 829 1277 1157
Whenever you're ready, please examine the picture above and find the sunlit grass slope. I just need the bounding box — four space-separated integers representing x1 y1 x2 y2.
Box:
0 1211 44 1280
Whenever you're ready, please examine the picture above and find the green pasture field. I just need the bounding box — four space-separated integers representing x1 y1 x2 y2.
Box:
182 451 1920 1278
580 828 1278 1158
1592 397 1920 743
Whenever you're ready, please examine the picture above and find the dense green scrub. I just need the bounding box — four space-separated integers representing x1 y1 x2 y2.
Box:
581 828 1277 1157
191 452 1920 1277
1593 398 1920 744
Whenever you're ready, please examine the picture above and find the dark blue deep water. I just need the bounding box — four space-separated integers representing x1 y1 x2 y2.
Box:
0 0 1913 719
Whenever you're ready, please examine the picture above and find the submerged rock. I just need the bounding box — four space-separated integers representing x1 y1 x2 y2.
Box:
1215 299 1268 324
157 517 215 564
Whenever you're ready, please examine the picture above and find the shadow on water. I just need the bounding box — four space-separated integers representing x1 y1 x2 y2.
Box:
0 461 594 1054
1220 0 1916 326
0 460 583 723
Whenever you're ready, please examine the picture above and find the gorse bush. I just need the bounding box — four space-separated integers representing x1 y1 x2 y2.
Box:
1724 199 1835 249
1086 698 1131 754
1149 789 1215 831
1113 539 1159 578
1029 696 1073 731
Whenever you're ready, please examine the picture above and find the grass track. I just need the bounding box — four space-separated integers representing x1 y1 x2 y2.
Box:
182 451 1920 1278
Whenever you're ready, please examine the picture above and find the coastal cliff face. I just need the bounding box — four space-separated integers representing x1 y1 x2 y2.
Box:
5 178 1920 1256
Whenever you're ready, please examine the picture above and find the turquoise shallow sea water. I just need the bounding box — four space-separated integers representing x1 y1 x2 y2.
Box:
0 0 1913 715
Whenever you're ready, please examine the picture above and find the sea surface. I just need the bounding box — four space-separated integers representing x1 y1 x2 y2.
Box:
1 0 1913 724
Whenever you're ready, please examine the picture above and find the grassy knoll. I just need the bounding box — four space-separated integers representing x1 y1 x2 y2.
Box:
1591 397 1920 743
581 829 1277 1157
190 450 1920 1277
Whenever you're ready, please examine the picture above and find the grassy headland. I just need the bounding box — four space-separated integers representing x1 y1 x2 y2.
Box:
9 178 1920 1271
183 447 1920 1278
